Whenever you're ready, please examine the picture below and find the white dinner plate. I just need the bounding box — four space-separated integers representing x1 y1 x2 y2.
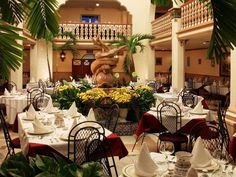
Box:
122 164 157 177
27 127 54 135
194 160 219 171
189 110 208 115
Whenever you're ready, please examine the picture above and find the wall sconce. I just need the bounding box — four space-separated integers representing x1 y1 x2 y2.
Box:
60 50 66 62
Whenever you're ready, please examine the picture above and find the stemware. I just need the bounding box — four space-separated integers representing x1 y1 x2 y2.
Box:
159 141 175 176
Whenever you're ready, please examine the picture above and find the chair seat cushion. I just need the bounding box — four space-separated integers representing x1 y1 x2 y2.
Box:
11 138 21 148
159 133 188 143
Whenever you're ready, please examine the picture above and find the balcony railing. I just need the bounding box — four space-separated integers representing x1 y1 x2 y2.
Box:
181 0 213 30
56 23 132 41
151 13 172 38
151 0 213 39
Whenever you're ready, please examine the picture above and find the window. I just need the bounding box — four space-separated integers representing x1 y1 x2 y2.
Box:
81 15 99 23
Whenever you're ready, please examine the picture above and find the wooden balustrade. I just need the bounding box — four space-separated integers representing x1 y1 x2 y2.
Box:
181 0 213 30
151 13 172 38
151 0 213 39
57 23 132 41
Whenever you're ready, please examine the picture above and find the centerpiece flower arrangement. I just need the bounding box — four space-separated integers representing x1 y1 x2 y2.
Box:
109 87 138 108
54 85 81 109
78 88 108 106
134 85 155 113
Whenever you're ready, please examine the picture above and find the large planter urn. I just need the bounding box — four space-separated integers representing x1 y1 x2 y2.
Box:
119 108 128 119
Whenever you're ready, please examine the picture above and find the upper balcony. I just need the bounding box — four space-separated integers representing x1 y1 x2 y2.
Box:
54 22 132 44
151 0 213 48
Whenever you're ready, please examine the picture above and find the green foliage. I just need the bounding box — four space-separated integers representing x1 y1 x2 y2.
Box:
0 22 24 79
134 86 155 113
110 34 155 74
54 85 81 110
0 152 106 177
0 0 59 79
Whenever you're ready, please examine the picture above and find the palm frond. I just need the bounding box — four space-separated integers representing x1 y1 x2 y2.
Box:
0 0 28 24
208 0 236 62
0 22 24 79
26 0 59 40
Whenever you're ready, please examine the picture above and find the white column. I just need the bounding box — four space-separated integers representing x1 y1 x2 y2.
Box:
10 23 23 89
115 0 156 82
228 48 236 115
171 1 184 91
30 40 53 82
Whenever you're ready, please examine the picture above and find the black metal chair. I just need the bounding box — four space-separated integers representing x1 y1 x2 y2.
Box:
27 87 43 105
32 93 51 111
85 132 118 177
0 108 20 159
158 101 188 152
95 103 119 133
217 95 230 151
131 101 167 152
181 91 196 108
5 81 17 92
67 121 105 165
189 121 227 156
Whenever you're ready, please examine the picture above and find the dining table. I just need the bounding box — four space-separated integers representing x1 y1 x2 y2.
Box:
0 92 27 124
135 107 212 138
17 111 128 160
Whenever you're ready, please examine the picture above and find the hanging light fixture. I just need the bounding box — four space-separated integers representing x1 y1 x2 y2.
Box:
60 50 66 62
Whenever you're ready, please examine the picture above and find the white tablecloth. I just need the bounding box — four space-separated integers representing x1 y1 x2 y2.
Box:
0 94 27 124
18 112 112 156
147 107 211 133
154 93 178 103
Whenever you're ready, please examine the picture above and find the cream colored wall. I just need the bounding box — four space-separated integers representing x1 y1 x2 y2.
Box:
155 51 172 73
185 49 219 76
59 7 131 24
155 49 220 76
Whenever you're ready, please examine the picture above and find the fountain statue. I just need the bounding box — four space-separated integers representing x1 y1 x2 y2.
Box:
91 36 126 88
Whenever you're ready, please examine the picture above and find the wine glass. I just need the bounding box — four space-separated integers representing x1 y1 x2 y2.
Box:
159 141 175 176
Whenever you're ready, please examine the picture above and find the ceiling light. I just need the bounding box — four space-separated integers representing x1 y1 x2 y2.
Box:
96 3 100 7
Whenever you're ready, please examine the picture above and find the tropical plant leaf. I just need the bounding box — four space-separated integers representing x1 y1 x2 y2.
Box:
110 34 154 74
0 22 24 79
26 0 59 40
208 0 236 63
0 0 28 24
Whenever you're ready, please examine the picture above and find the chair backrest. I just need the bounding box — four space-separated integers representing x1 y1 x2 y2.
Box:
157 101 182 133
0 109 15 158
67 121 105 165
27 87 43 105
32 93 51 111
182 91 196 108
217 97 230 151
95 103 119 133
38 79 46 92
189 121 226 155
5 81 17 92
85 133 118 177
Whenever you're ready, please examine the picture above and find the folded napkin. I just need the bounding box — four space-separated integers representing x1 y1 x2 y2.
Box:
4 88 11 96
32 117 51 133
191 100 203 114
190 137 213 168
134 143 157 176
43 97 55 113
169 86 173 93
30 77 36 83
11 86 17 94
26 104 39 120
67 102 78 117
187 167 198 177
87 108 96 121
